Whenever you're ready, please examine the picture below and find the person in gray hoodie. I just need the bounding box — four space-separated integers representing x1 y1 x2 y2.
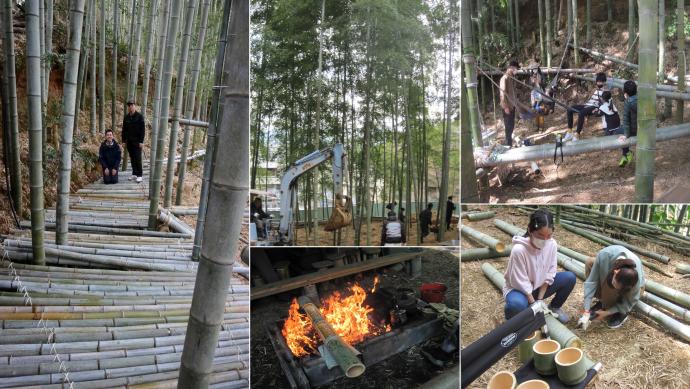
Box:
577 245 645 330
503 209 576 323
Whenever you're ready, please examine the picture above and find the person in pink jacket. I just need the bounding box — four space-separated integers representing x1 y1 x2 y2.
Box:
503 209 576 323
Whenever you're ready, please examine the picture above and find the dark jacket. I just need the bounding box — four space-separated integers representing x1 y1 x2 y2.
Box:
419 209 432 228
122 111 146 144
622 95 638 138
99 140 122 169
250 202 269 222
446 200 456 221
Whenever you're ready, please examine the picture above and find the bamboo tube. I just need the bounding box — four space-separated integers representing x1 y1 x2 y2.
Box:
460 246 511 261
462 211 495 221
157 210 195 235
298 295 365 378
19 221 192 238
168 117 209 128
560 222 670 264
460 225 506 252
475 123 690 167
642 292 690 323
676 263 690 274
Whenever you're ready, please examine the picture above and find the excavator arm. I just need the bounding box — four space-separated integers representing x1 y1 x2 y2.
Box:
278 144 346 244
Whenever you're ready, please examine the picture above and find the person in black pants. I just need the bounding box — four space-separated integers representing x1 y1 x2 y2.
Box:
122 99 145 182
446 196 456 230
564 72 608 142
99 129 121 184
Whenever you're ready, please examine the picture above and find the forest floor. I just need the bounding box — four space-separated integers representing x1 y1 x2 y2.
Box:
291 213 460 246
476 16 690 203
461 206 690 388
250 248 459 389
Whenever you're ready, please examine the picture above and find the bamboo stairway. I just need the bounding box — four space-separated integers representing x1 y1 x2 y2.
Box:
0 162 249 388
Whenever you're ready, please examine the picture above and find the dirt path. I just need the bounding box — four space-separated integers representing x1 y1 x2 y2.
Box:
461 206 690 388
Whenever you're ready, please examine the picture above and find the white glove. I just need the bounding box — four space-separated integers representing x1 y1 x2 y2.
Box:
531 300 549 314
577 312 591 331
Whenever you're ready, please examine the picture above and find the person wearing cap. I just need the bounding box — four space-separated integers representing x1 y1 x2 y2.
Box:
381 211 405 246
577 245 645 330
122 99 145 182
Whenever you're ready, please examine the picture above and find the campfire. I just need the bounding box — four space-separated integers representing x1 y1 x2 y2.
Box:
282 277 391 357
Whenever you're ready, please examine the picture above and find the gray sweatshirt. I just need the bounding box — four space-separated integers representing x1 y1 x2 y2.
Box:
583 245 645 314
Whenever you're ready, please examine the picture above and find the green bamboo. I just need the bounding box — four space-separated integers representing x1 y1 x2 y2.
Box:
629 0 636 53
460 246 512 261
572 0 579 66
677 0 686 124
538 0 545 64
178 0 247 386
164 0 199 208
73 0 91 132
112 0 118 133
55 0 87 246
149 0 171 194
459 14 479 203
148 0 184 228
460 225 507 252
513 0 520 43
141 0 159 117
25 0 46 265
90 0 97 135
460 0 482 146
545 0 553 67
129 0 146 103
175 0 211 206
2 0 22 216
585 0 590 43
192 0 232 260
463 211 495 221
635 0 657 203
99 0 105 134
676 263 690 275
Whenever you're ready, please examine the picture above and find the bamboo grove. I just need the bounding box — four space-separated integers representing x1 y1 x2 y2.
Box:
460 1 689 202
0 0 233 253
250 0 459 245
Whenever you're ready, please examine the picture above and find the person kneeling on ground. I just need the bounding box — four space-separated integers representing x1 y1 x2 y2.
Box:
381 211 405 246
99 129 121 185
617 80 638 167
577 245 645 330
419 203 433 242
503 209 576 323
565 72 608 142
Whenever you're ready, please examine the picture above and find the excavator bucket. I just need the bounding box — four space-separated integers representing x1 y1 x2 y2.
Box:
324 206 352 231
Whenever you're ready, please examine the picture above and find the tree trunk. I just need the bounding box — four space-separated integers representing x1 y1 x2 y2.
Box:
26 0 46 265
634 0 657 202
45 0 53 101
572 0 579 66
2 0 22 216
557 0 564 33
175 0 211 206
177 0 247 383
629 0 636 53
73 0 91 134
149 0 171 193
585 0 591 44
461 1 482 148
311 0 325 245
148 0 184 228
438 15 454 241
507 0 514 46
129 0 145 104
55 0 86 245
514 0 521 44
164 0 198 208
192 0 231 260
539 0 546 64
658 0 665 82
608 0 613 22
546 0 553 67
676 0 686 124
141 0 160 119
461 11 479 203
675 205 688 233
112 0 118 134
90 1 97 135
99 0 105 134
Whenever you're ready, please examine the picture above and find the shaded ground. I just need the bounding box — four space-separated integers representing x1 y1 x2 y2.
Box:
250 248 459 389
475 16 690 203
461 206 690 388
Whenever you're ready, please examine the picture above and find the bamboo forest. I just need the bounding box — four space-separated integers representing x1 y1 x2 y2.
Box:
250 0 460 247
461 0 690 204
0 0 249 387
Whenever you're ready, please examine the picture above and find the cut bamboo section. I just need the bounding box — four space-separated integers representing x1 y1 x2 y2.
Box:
460 225 506 252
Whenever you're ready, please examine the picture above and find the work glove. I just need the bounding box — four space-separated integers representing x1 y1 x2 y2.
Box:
577 312 591 331
531 300 549 314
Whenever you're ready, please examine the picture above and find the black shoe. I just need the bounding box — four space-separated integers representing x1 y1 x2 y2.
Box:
607 313 629 329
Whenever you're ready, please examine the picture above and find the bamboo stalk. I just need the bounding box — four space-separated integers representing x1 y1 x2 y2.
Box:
462 211 495 221
460 246 511 261
460 225 506 252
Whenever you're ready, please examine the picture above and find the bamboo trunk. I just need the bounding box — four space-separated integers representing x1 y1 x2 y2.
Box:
460 225 506 251
99 0 105 134
545 0 553 67
571 0 579 66
635 0 657 203
461 0 482 146
460 246 512 261
677 0 686 124
539 0 546 64
462 211 495 221
141 0 159 118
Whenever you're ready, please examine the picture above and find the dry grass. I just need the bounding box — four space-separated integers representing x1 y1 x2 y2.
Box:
461 206 690 388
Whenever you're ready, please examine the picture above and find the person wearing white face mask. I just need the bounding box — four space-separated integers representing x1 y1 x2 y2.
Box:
502 209 576 323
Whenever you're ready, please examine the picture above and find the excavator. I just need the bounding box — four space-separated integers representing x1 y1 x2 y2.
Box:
252 144 353 245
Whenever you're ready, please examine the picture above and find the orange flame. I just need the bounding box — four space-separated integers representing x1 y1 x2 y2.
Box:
371 275 380 293
282 283 390 357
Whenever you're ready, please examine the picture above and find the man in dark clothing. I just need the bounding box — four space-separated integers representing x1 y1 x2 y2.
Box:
122 99 145 182
446 196 456 230
99 129 122 185
399 207 406 224
381 211 405 246
251 197 270 239
617 80 638 167
419 203 433 242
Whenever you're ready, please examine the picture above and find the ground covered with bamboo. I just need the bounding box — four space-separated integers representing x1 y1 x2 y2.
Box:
250 249 459 388
461 206 690 388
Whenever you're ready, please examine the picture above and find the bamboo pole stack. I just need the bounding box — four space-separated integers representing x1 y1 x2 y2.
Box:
0 159 249 387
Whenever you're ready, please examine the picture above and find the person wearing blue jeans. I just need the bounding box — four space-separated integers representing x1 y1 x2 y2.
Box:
504 272 577 320
502 209 577 323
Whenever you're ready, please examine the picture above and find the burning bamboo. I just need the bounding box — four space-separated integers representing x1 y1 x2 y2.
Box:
297 295 366 378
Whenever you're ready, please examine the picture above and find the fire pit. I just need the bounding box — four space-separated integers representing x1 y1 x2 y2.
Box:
265 280 445 388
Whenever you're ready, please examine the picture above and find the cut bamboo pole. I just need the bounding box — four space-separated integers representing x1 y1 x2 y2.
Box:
460 225 506 251
460 246 512 261
462 211 495 221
